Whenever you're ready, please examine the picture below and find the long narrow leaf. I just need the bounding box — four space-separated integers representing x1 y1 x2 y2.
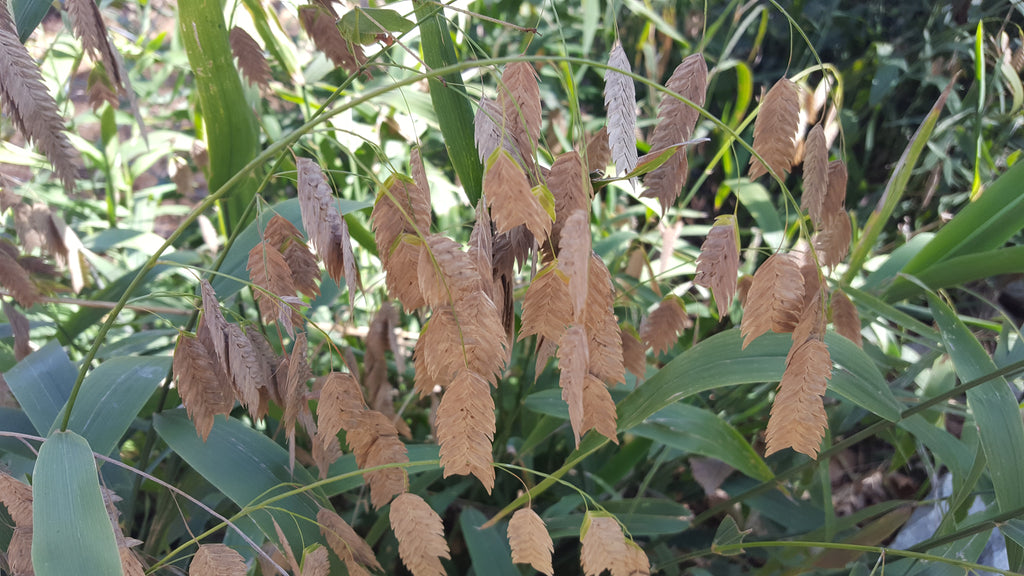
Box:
4 341 75 435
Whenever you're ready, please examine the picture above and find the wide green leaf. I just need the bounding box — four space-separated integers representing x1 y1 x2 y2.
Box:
4 341 76 435
0 407 39 459
50 356 169 455
153 409 327 560
11 0 49 42
31 431 122 576
459 507 517 576
927 293 1024 513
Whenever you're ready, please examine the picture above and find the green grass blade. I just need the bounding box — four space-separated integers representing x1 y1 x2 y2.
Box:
4 341 75 435
31 431 122 576
971 21 985 201
927 292 1024 513
843 78 954 285
459 508 517 576
412 1 483 205
49 357 169 455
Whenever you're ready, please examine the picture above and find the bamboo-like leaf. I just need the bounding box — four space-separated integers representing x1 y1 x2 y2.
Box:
604 41 637 178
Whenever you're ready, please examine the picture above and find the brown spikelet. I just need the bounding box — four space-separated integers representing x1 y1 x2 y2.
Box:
748 78 801 181
296 158 360 299
582 374 618 443
317 372 364 446
801 124 829 227
499 61 542 171
0 6 77 192
0 471 33 527
643 53 707 213
793 245 822 313
173 333 234 441
390 493 450 576
824 160 848 217
302 547 330 576
418 235 487 306
736 274 754 306
361 421 409 509
619 541 651 576
765 337 831 458
474 98 507 164
298 4 367 75
13 202 50 254
620 326 646 380
508 508 554 576
558 210 591 322
317 508 382 572
586 126 611 174
436 369 495 492
86 64 118 110
831 290 862 347
548 151 591 249
519 263 572 343
813 208 852 270
604 41 637 178
190 544 246 576
694 215 740 319
372 175 431 310
468 197 494 299
66 0 125 89
584 255 625 387
3 299 30 361
581 515 627 576
0 248 40 308
198 280 230 370
282 333 312 445
272 518 301 574
558 324 588 447
639 297 691 355
740 253 805 349
226 324 269 420
229 27 271 90
247 240 301 335
8 524 33 575
414 309 459 397
485 149 551 242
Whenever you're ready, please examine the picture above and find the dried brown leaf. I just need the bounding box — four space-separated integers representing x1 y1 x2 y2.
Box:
694 215 739 319
740 253 805 348
436 369 495 492
639 298 691 355
765 337 831 458
519 263 572 343
558 324 588 447
86 63 117 110
831 289 862 347
813 209 852 270
801 124 829 227
317 508 382 572
643 53 707 213
582 374 618 443
508 508 553 576
229 26 271 89
748 78 801 181
414 309 459 397
190 544 247 576
689 457 734 496
0 7 77 191
298 4 367 75
390 493 450 576
604 41 637 178
364 433 409 509
474 98 513 165
485 150 551 242
581 515 627 576
173 333 234 441
619 326 646 380
67 0 124 88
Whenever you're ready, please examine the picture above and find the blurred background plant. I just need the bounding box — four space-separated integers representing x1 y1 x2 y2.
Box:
2 0 1024 575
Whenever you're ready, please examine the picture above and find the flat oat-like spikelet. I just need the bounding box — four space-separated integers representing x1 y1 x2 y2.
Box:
814 208 852 270
499 61 542 171
229 26 271 90
297 157 360 296
468 197 494 297
418 235 487 307
508 508 554 576
604 41 637 178
558 324 589 447
226 324 268 419
8 524 33 575
748 78 801 181
582 374 618 443
189 544 247 576
298 4 367 75
643 53 708 213
765 337 831 458
740 253 805 349
620 541 651 576
639 297 692 355
584 255 625 386
0 247 40 308
519 263 572 343
173 333 234 441
558 210 591 322
0 5 77 192
413 309 459 396
485 149 551 242
436 369 496 492
619 325 646 380
0 470 32 526
580 514 628 576
363 426 410 509
694 215 740 319
247 240 300 335
474 98 510 164
372 174 431 309
548 151 590 249
831 289 862 347
264 214 320 299
801 124 829 227
390 493 450 576
824 160 848 217
317 508 382 572
586 126 611 174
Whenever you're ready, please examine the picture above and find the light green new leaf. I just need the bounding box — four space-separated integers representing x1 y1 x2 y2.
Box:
711 516 750 556
32 431 122 576
927 293 1024 513
4 341 76 435
338 7 414 45
153 409 327 561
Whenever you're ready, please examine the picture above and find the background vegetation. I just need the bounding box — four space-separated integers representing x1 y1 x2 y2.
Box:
2 0 1024 574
